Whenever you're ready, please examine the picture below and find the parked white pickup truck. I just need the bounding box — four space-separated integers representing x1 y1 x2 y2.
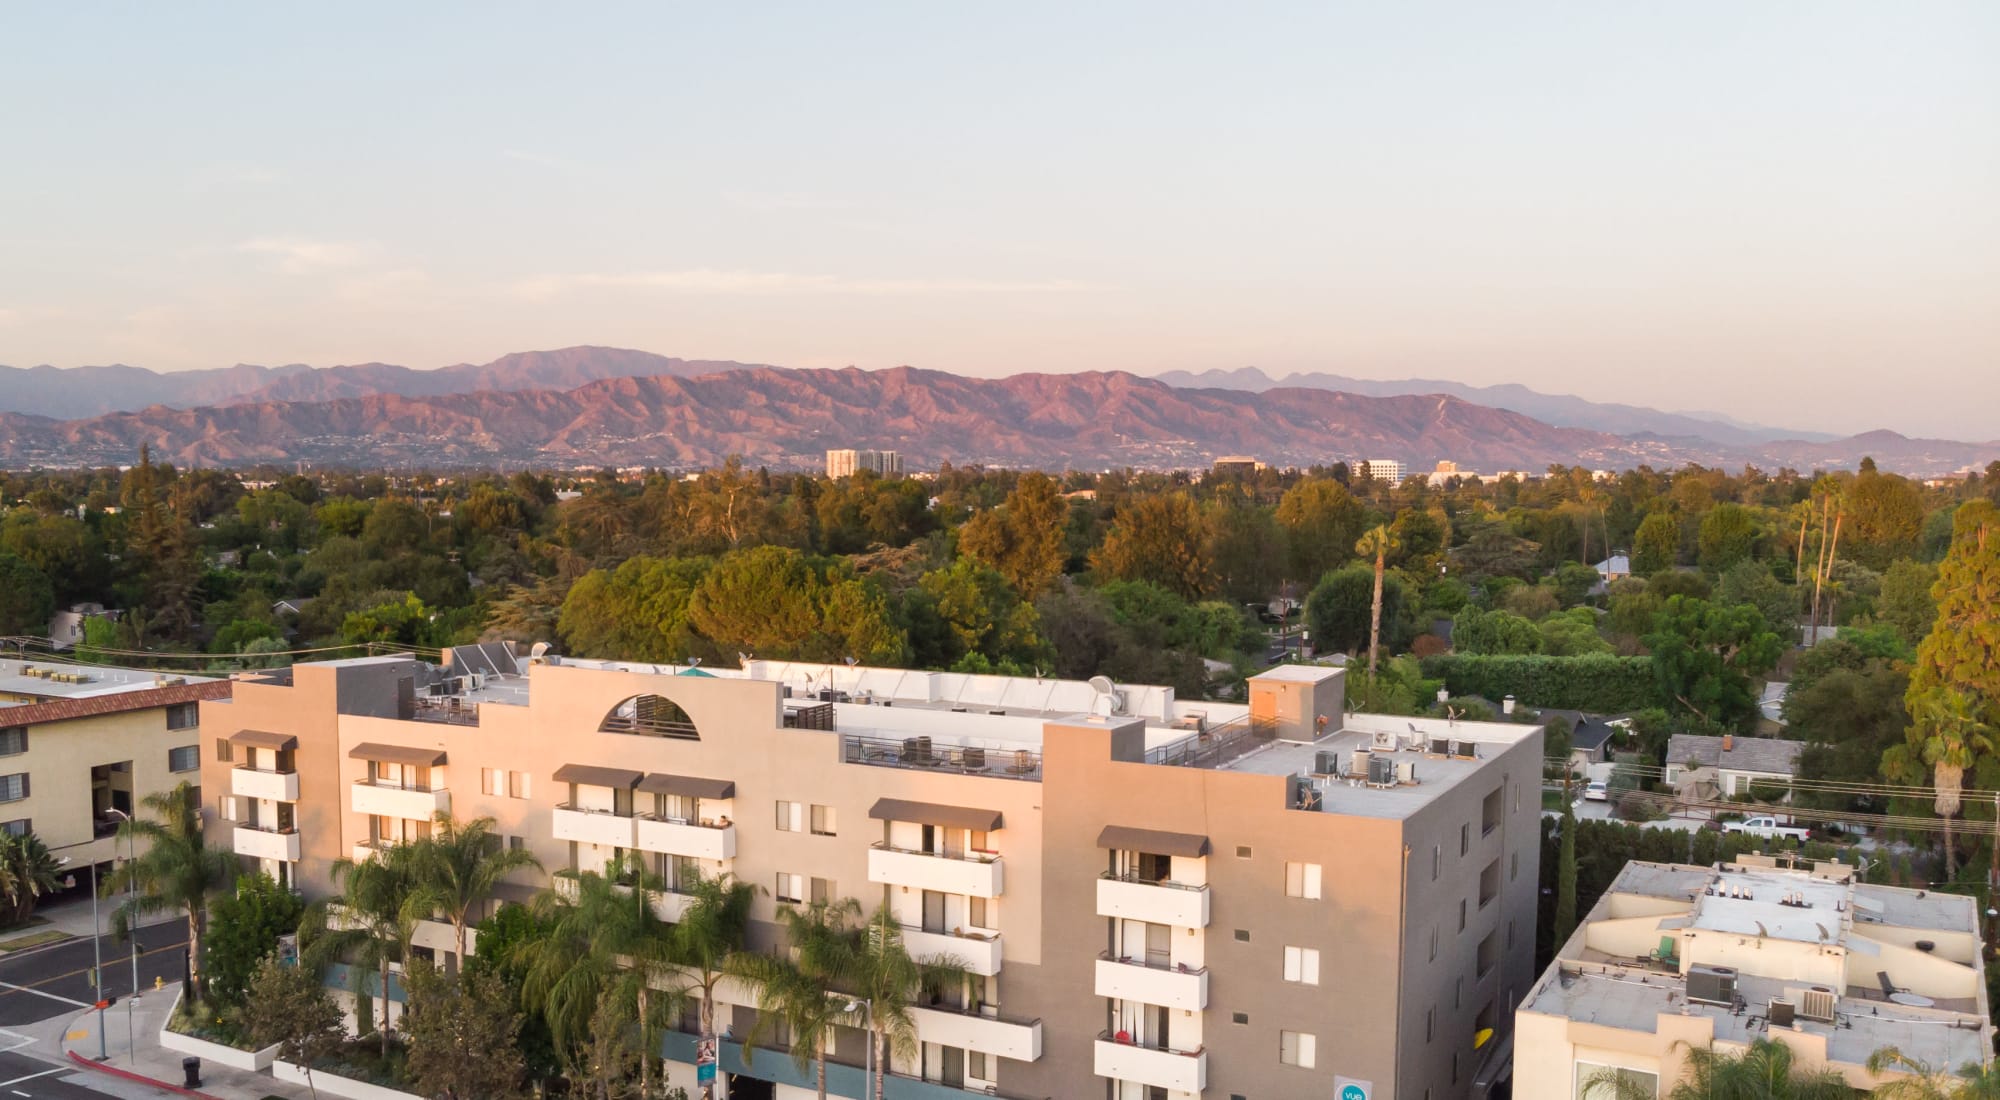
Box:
1724 815 1811 842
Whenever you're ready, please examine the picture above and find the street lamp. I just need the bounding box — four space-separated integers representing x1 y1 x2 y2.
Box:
106 807 136 1064
845 999 873 1098
58 856 107 1061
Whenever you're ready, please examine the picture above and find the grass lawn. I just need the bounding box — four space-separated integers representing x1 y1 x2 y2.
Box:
1541 788 1576 811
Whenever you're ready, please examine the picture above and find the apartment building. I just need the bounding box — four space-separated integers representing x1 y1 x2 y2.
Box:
0 658 228 866
1357 459 1405 485
826 449 904 479
199 648 1541 1100
1517 856 1994 1096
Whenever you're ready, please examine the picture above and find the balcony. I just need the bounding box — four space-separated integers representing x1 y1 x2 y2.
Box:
660 1033 1049 1099
868 844 1003 899
351 840 398 863
232 765 299 803
909 1004 1042 1061
1096 873 1210 928
634 815 736 861
351 779 449 822
233 824 301 862
903 926 1003 977
1095 954 1208 1011
552 804 637 848
1093 1033 1206 1094
553 875 699 924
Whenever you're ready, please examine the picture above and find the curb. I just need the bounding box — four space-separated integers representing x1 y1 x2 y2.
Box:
66 1048 223 1099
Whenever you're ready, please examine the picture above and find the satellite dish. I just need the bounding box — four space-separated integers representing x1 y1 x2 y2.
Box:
1088 675 1116 695
687 657 701 668
529 641 551 659
738 652 753 667
1088 676 1126 716
843 656 858 667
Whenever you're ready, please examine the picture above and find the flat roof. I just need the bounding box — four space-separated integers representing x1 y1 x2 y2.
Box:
0 660 219 701
1690 868 1850 944
1247 664 1344 684
1220 716 1536 819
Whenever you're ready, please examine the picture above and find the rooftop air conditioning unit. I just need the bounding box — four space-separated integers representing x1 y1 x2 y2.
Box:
1367 754 1397 787
1768 999 1795 1028
1687 965 1738 1007
1372 730 1397 751
1313 750 1341 777
1800 986 1836 1023
1397 760 1417 785
1350 748 1373 777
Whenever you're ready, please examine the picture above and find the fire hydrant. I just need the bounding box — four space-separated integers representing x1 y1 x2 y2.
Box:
154 976 164 991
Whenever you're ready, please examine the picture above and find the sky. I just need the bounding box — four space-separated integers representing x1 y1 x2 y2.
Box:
1 4 1995 437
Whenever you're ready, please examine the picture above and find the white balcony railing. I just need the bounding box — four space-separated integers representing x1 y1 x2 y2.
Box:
867 844 1003 898
350 779 449 822
552 805 637 848
1094 954 1209 1011
232 765 299 803
1094 1033 1207 1093
634 815 736 861
233 825 301 862
903 926 1004 976
909 1005 1042 1061
1096 873 1211 928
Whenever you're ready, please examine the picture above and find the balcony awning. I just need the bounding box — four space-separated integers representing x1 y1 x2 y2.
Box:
227 729 297 750
348 742 446 767
1096 825 1210 859
637 773 735 799
553 764 643 789
868 798 1001 832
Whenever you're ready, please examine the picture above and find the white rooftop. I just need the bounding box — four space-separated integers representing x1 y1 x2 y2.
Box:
0 659 217 702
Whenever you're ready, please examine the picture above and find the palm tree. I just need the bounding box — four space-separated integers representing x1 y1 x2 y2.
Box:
522 858 681 1100
732 900 854 1100
1583 1038 1851 1098
305 849 424 1055
0 832 65 926
405 813 541 969
665 866 757 1050
103 781 236 1002
824 903 970 1100
1354 525 1400 678
1867 1046 2000 1099
1889 687 1995 878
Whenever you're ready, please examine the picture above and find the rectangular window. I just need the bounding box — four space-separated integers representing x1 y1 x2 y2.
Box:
167 745 199 772
1575 1064 1658 1099
0 729 25 756
508 836 525 851
775 872 805 904
1429 925 1437 962
1282 945 1320 985
0 819 27 837
166 703 199 730
1480 859 1500 908
213 737 233 764
1284 861 1322 900
481 768 499 795
1427 1006 1434 1042
1278 1030 1316 1069
1432 845 1440 880
1477 930 1499 978
1511 851 1519 881
1459 898 1467 932
776 800 803 832
809 804 836 836
1482 786 1503 835
1235 845 1253 858
1460 822 1469 856
810 876 836 904
508 771 529 799
0 774 27 802
218 796 239 822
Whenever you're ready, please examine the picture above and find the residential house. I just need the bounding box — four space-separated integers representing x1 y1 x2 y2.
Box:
1664 733 1804 798
46 604 120 650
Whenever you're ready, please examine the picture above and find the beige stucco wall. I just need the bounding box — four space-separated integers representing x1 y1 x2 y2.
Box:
9 705 203 866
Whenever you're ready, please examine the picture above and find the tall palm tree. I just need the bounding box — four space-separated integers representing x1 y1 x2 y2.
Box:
405 813 541 969
1354 525 1400 678
522 858 681 1100
1867 1045 2000 1099
103 781 236 1002
1583 1038 1851 1099
1888 687 1996 878
824 904 970 1100
665 866 757 1051
732 900 855 1100
305 849 424 1055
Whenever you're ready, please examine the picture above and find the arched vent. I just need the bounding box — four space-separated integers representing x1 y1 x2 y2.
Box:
600 695 700 740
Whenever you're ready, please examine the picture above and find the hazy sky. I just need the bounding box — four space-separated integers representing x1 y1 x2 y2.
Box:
2 4 1994 436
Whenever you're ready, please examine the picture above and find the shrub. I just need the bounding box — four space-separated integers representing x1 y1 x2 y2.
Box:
1421 653 1660 712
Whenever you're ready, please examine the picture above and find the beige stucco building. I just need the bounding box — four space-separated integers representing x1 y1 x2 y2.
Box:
1516 856 1993 1097
200 648 1541 1100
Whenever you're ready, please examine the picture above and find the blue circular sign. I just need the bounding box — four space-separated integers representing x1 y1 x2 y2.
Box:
1340 1086 1367 1100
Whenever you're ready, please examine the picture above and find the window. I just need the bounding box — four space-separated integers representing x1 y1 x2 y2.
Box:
1231 1012 1249 1025
969 1052 988 1081
1511 851 1519 881
809 804 836 836
1477 930 1499 978
1482 786 1502 835
810 876 836 904
776 800 803 832
775 873 805 904
1432 845 1440 880
1459 898 1467 932
1508 919 1516 949
507 771 529 799
166 703 199 730
1460 823 1469 856
0 774 26 802
1235 845 1253 859
0 728 25 756
1282 946 1320 985
1234 928 1250 942
1278 1030 1316 1069
482 768 500 795
1284 861 1322 900
508 836 525 851
168 745 199 773
1575 1064 1657 1099
0 819 27 837
1480 859 1500 908
1427 1005 1435 1041
213 737 233 764
217 796 239 822
1429 925 1437 961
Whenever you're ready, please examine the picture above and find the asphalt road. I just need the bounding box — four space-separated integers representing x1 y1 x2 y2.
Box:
0 1048 132 1100
0 923 191 1028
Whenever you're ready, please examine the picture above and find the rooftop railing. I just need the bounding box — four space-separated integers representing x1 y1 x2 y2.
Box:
1142 714 1278 769
841 732 1041 781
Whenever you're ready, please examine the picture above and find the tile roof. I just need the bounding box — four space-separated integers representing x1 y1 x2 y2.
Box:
0 679 233 729
1666 733 1803 776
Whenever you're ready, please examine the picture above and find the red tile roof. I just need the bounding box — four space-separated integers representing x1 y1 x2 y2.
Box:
0 679 234 729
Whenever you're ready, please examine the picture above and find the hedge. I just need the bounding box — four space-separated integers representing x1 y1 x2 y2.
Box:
1420 653 1660 713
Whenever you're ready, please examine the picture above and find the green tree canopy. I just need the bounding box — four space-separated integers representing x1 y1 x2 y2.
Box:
0 552 55 636
1643 596 1782 727
1696 503 1762 573
1273 477 1364 584
1307 563 1408 655
689 545 907 665
955 472 1067 598
1091 493 1215 600
1632 511 1680 575
557 556 710 661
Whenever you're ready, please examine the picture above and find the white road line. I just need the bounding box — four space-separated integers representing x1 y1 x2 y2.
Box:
0 1067 62 1087
0 980 90 1008
0 1031 28 1055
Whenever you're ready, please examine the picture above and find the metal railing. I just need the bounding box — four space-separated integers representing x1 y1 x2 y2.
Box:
841 733 1041 781
1098 950 1207 976
410 696 480 726
637 812 732 831
1143 714 1279 769
872 841 1000 865
599 714 701 739
1098 870 1209 893
1095 1029 1204 1058
354 777 442 794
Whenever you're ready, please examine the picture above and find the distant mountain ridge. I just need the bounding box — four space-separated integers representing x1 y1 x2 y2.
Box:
1152 366 1834 445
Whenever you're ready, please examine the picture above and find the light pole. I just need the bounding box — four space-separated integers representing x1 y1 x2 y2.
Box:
59 857 107 1061
845 998 873 1099
106 807 136 1063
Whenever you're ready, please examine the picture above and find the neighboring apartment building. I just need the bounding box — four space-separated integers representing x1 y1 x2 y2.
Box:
200 649 1541 1100
1357 459 1405 485
826 449 904 479
0 658 228 866
1517 856 1992 1096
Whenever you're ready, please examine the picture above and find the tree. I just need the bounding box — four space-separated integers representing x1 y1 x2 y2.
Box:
1091 493 1215 600
1876 559 1939 649
956 472 1068 598
1886 687 1994 878
688 546 906 664
1538 611 1613 657
465 905 562 1089
402 959 530 1100
0 832 63 927
1356 525 1401 677
823 904 971 1100
1274 477 1364 584
1696 503 1762 573
104 781 235 1003
558 557 709 661
1866 1045 2000 1099
0 553 54 637
1715 559 1798 642
732 900 857 1100
1643 596 1782 727
1845 466 1926 569
1582 1038 1851 1099
665 867 757 1058
912 560 1047 670
405 814 541 970
339 592 433 649
244 956 346 1100
205 872 306 1006
1553 795 1577 950
1788 662 1908 810
305 850 423 1054
1454 609 1542 656
1306 564 1408 655
1632 512 1680 576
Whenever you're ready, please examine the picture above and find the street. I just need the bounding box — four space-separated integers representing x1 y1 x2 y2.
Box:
0 923 193 1099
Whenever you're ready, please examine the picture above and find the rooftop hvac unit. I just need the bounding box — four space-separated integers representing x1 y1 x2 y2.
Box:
1350 748 1373 777
1397 760 1417 785
1800 986 1836 1023
1768 999 1795 1028
1446 739 1464 759
1367 753 1397 787
1687 965 1738 1007
1457 741 1478 759
1314 750 1341 777
1287 774 1316 808
1371 730 1397 751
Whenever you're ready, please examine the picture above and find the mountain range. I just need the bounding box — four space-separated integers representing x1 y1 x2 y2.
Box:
0 348 1991 475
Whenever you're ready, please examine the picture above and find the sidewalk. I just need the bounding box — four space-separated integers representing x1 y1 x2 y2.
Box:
31 987 316 1100
0 894 180 953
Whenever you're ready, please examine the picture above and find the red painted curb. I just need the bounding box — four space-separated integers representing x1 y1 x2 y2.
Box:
65 1048 224 1099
